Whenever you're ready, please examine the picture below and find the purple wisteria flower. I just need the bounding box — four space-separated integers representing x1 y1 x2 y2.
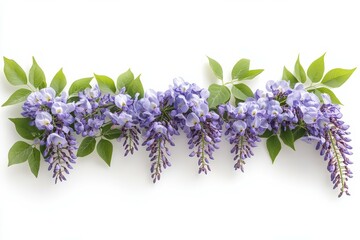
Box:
107 90 140 156
305 94 353 197
136 88 179 182
74 85 112 137
19 77 354 196
220 100 266 171
265 81 353 197
171 78 222 174
22 87 78 183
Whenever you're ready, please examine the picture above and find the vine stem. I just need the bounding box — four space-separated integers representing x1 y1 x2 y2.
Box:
329 129 345 192
156 139 162 176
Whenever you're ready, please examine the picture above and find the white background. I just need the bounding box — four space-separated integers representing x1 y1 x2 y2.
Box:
1 0 359 239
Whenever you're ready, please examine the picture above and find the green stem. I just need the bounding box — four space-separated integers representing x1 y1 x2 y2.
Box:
156 139 162 175
27 83 36 92
329 130 345 192
128 130 133 151
200 133 206 168
305 83 323 91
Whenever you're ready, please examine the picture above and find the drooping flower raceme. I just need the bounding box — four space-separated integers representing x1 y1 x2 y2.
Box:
74 85 112 137
22 87 77 183
18 78 353 197
136 88 179 182
107 89 140 156
171 78 222 174
219 80 353 197
220 99 267 172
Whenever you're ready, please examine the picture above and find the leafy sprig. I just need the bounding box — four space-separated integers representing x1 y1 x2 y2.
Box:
2 57 144 175
207 56 264 108
266 54 356 163
282 53 356 105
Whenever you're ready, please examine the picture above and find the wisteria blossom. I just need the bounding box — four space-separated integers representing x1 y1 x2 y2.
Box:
17 79 353 197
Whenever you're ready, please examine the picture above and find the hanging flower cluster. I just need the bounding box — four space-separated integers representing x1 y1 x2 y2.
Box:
2 55 355 197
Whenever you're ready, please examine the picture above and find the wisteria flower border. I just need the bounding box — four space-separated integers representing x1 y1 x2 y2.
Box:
2 54 355 197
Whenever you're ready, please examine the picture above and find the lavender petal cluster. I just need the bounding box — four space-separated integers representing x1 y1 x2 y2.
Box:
22 88 77 182
219 99 267 171
107 89 140 156
136 88 179 182
171 78 222 174
74 85 112 137
19 78 353 196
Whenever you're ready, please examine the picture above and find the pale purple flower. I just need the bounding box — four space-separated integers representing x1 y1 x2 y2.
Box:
35 112 53 130
46 133 67 146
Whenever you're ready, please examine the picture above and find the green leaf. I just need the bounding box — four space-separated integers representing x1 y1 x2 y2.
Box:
117 69 134 90
316 87 342 105
266 135 281 163
307 53 325 83
312 89 323 101
260 129 273 138
241 69 264 80
231 83 253 101
232 58 250 80
28 148 41 177
208 84 231 109
94 74 116 93
29 57 47 89
50 68 67 95
280 128 295 150
8 141 33 166
322 68 356 88
104 129 122 140
68 77 93 95
97 139 113 166
207 56 223 80
292 127 306 142
2 88 31 107
9 118 41 140
102 124 122 140
294 55 307 83
77 137 96 157
3 57 27 85
282 66 298 87
126 75 144 98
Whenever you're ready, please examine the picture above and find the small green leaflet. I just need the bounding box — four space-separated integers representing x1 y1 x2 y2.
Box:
50 68 67 95
97 139 113 166
68 77 93 96
101 124 121 140
294 55 306 83
8 141 33 166
307 53 325 83
240 69 264 80
28 148 41 177
208 84 230 108
3 57 27 85
282 66 298 87
29 57 47 89
117 69 134 90
266 135 282 163
9 118 41 140
126 75 144 98
94 74 116 93
2 88 32 107
280 128 295 150
322 68 356 88
207 56 223 80
231 83 253 102
77 137 96 157
260 129 273 138
316 87 342 105
232 58 250 80
292 127 306 142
